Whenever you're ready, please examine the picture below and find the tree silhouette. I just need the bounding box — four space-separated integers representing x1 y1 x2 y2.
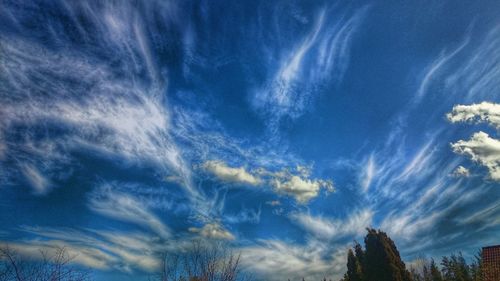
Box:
155 240 247 281
363 228 412 281
346 249 363 281
430 259 443 281
0 245 91 281
340 229 412 281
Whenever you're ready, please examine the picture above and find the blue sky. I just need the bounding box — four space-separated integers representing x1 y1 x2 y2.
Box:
0 0 499 280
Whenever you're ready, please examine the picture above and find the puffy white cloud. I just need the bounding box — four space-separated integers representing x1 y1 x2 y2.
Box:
447 102 500 129
256 166 334 203
451 165 470 178
270 175 333 203
203 160 334 203
260 166 334 203
202 160 261 185
189 222 235 240
451 131 500 181
291 209 373 239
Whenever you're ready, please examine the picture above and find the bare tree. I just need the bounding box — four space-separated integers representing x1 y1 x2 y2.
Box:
0 245 91 281
156 241 248 281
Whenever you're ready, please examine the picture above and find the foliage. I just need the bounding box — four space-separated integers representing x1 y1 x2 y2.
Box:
340 229 483 281
342 229 411 281
346 248 363 281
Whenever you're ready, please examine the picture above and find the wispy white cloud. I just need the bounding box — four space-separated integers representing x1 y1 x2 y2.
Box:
1 226 174 272
89 187 171 239
252 6 368 122
353 123 495 256
240 239 349 281
291 209 373 240
379 176 485 252
20 164 51 195
0 240 116 270
396 140 437 183
0 37 191 183
460 202 500 230
445 27 500 102
365 134 441 202
6 221 251 274
416 27 500 105
450 131 500 181
360 154 376 193
224 206 261 224
415 38 469 103
0 3 225 220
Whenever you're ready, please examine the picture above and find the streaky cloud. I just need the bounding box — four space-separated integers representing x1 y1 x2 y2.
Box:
360 154 376 193
252 5 369 124
291 209 373 240
20 163 51 195
89 187 171 239
240 239 349 281
415 37 469 104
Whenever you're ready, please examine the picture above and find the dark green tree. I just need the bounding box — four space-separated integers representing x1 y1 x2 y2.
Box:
441 253 472 281
429 259 443 281
354 242 365 268
363 228 412 281
346 248 363 281
470 251 483 281
422 262 431 281
410 267 423 281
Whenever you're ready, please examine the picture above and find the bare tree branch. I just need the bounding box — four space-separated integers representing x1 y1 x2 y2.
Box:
155 240 249 281
0 245 91 281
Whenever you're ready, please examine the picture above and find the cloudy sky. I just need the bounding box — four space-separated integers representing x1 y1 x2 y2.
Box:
1 0 499 280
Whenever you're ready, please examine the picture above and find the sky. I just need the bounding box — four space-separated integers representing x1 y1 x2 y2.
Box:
0 0 499 280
